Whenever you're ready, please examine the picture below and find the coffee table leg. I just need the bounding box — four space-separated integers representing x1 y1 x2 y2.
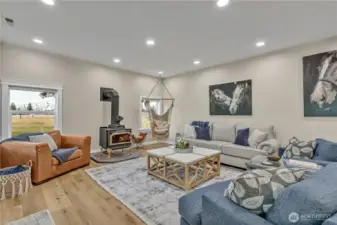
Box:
217 154 221 176
147 156 150 174
163 158 167 178
184 164 190 191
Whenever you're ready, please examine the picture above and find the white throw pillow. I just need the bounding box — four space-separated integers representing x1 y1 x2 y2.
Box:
248 129 268 148
29 134 58 151
184 125 196 139
212 123 235 143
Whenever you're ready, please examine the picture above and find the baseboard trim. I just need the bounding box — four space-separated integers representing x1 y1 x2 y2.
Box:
90 140 172 153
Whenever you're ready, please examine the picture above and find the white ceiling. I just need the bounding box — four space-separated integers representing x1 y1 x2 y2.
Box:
1 1 337 77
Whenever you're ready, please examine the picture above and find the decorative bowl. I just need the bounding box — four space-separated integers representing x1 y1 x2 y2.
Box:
174 147 193 153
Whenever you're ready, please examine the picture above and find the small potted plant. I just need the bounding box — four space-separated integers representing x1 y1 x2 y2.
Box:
175 139 193 153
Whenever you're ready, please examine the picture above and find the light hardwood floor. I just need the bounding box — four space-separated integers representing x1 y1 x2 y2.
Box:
0 143 168 225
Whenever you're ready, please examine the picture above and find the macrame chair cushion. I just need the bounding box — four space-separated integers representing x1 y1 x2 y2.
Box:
149 105 173 140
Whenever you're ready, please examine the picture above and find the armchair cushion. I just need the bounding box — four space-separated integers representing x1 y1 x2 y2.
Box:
52 148 82 165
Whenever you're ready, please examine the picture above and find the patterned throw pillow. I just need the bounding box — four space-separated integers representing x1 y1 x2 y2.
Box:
224 168 305 215
282 137 316 159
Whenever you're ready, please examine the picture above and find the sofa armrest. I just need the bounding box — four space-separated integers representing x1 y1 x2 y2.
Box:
61 135 91 162
323 212 337 225
1 142 52 183
201 191 273 225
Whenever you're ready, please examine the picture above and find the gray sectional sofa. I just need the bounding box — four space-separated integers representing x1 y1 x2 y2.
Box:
183 122 277 169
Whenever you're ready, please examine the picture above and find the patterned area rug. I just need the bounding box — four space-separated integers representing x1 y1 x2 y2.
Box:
8 210 55 225
85 157 242 225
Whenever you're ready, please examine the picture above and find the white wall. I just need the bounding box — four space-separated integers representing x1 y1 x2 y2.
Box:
1 43 161 149
164 37 337 145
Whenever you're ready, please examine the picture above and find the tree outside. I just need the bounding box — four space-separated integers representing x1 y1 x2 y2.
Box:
10 103 17 110
27 102 33 111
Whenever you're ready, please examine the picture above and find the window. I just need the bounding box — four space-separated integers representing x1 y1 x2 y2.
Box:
1 80 63 139
140 98 162 130
10 89 56 136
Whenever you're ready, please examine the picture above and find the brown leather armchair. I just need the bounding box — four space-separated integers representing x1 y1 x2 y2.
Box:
0 130 91 184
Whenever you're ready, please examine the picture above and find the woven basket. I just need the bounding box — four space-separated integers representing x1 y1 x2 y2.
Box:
0 161 33 200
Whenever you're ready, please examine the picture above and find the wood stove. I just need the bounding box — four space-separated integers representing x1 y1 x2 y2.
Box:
99 88 132 152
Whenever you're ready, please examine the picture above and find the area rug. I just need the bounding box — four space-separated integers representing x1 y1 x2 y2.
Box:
85 157 242 225
8 210 55 225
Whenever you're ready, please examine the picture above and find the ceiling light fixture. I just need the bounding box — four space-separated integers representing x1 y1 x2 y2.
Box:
216 0 230 8
146 38 156 47
256 41 265 47
193 60 201 65
113 58 121 64
33 38 44 45
41 0 55 6
158 71 164 75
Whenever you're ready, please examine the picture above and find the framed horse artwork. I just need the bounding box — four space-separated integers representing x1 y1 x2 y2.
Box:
209 79 252 115
303 50 337 117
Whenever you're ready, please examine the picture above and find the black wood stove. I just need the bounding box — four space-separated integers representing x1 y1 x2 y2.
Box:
99 88 132 152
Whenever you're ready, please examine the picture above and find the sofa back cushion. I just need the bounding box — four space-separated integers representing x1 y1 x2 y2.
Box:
212 123 235 143
266 163 337 225
225 168 305 215
313 138 337 162
47 130 62 149
195 126 211 141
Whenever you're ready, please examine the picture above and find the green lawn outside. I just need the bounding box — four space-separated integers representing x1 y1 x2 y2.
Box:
11 115 54 137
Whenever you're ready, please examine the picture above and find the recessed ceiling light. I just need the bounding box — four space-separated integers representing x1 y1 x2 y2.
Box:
146 38 156 47
41 0 55 6
256 41 265 47
217 0 230 8
113 58 121 64
158 71 164 75
193 60 201 65
33 38 43 45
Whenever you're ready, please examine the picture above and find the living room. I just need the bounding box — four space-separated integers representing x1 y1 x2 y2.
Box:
1 1 337 225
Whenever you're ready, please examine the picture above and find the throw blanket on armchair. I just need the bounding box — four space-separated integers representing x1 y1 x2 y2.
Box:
0 133 77 164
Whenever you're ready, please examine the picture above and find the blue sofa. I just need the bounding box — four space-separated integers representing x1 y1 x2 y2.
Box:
179 163 337 225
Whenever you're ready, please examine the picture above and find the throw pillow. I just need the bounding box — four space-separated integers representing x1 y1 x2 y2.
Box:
225 168 305 215
191 121 209 127
234 128 250 146
248 129 268 148
313 138 337 162
212 123 235 143
282 137 316 160
29 133 58 151
184 125 196 139
194 126 211 141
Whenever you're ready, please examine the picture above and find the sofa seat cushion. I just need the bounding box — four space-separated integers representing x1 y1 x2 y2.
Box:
184 138 223 150
266 163 337 225
179 180 231 225
52 149 82 165
222 142 265 159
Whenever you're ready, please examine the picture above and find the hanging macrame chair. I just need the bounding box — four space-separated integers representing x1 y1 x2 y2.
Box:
144 78 174 141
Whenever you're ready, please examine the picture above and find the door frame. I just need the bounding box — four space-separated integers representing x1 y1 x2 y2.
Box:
0 79 63 139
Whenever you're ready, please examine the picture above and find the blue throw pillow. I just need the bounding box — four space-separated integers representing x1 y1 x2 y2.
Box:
194 126 211 141
235 128 249 146
313 138 337 162
191 121 209 128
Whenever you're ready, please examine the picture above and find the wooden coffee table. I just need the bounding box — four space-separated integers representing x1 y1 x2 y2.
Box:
147 147 221 191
